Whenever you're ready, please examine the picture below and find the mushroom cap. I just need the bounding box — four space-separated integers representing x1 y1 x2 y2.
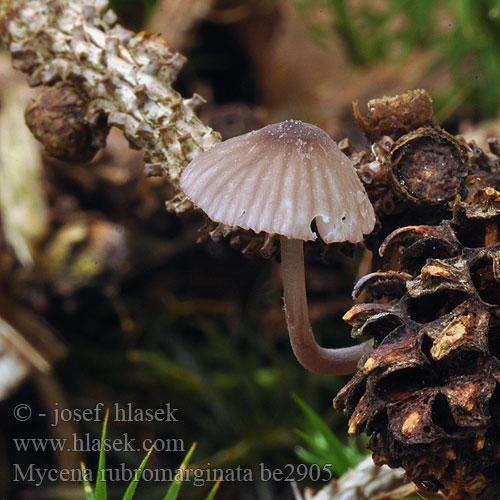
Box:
180 120 376 243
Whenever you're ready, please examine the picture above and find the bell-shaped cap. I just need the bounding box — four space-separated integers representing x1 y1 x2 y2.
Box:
180 120 375 243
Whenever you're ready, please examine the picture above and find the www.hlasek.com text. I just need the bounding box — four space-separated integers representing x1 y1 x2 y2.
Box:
13 434 185 453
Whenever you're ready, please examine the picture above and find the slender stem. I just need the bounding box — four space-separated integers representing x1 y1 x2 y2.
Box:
280 236 372 376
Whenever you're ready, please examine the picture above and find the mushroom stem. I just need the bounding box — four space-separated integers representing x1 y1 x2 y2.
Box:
280 236 372 375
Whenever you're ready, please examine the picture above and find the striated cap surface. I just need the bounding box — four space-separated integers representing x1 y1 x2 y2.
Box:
180 120 375 243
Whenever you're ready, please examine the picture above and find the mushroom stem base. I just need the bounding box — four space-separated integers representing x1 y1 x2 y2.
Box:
280 236 372 375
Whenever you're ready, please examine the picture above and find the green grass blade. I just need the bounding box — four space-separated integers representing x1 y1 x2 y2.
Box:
295 446 334 469
293 394 365 474
294 429 330 460
295 429 347 473
80 462 95 500
122 445 155 500
95 409 109 500
204 478 221 500
293 396 351 458
343 438 366 465
163 442 197 500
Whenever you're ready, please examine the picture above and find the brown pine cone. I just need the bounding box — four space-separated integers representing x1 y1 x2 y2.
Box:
25 82 109 162
350 90 500 254
334 188 500 499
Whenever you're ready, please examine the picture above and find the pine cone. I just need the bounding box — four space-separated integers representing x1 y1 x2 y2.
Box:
350 90 500 254
25 82 109 162
334 188 500 499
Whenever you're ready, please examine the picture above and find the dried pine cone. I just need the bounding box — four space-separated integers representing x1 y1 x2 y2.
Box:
334 188 500 499
350 90 500 253
38 214 128 294
25 82 109 162
353 89 434 142
196 219 279 259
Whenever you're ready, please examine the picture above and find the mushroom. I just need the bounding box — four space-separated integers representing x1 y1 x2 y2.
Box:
180 120 376 375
